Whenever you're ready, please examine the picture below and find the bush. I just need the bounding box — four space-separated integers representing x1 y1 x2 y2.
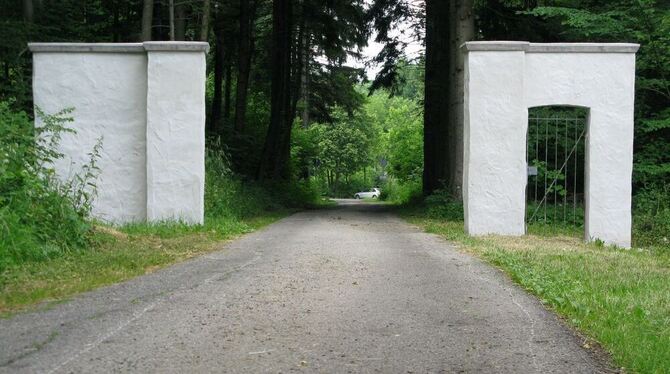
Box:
633 184 670 249
204 138 320 221
423 188 464 221
0 103 99 272
380 179 422 204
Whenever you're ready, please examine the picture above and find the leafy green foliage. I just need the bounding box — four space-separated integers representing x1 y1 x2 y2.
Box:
317 113 373 180
382 99 423 182
205 137 321 220
0 103 100 273
293 75 425 200
633 185 670 249
294 107 376 196
521 1 670 192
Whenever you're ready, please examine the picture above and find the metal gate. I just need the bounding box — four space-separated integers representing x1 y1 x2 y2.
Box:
526 107 587 228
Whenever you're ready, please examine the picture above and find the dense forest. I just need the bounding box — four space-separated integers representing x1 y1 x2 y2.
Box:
2 0 668 188
0 0 668 246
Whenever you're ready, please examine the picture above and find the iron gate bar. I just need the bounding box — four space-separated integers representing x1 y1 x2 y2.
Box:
574 117 578 225
553 118 559 222
528 113 587 226
527 124 586 224
564 117 568 222
544 117 548 222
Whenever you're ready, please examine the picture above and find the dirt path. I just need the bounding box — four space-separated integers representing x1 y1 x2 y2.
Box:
0 201 609 373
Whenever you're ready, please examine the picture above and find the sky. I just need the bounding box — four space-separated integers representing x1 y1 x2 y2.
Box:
348 20 424 80
350 0 425 79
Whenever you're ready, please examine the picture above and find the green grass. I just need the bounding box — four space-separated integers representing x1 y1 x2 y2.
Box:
0 212 289 317
400 207 670 374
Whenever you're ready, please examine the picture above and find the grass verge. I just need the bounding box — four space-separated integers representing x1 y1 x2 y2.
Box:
0 212 290 317
400 208 670 374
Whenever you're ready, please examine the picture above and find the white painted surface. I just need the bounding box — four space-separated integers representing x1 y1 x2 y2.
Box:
146 50 206 224
30 42 209 224
32 52 148 222
462 50 527 236
463 42 638 247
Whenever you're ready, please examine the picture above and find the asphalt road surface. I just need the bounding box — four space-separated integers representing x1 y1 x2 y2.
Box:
0 200 610 373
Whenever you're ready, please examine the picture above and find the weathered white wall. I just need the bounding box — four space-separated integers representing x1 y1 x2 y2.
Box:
30 42 209 225
462 48 527 236
463 42 638 248
145 43 206 224
32 45 148 222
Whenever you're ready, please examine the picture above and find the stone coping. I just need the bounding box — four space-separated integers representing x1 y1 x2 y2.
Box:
29 42 210 53
462 41 639 53
143 42 210 53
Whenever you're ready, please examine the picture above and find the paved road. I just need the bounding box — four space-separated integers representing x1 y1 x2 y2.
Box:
1 200 609 373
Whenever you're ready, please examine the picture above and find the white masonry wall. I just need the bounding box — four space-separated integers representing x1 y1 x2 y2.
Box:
30 42 209 225
462 42 638 248
145 43 206 223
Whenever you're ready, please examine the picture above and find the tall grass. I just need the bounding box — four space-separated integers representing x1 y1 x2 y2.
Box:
633 184 670 249
0 103 100 272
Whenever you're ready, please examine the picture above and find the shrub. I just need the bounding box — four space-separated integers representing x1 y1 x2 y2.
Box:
633 184 670 249
423 188 464 221
0 102 100 272
381 179 422 204
204 137 320 221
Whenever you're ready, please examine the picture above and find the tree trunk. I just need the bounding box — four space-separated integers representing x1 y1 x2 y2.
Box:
447 0 475 199
141 0 153 41
175 3 186 40
112 1 120 42
23 0 34 22
200 0 211 41
258 0 292 180
169 0 175 41
223 62 233 123
423 0 451 195
290 10 305 126
301 32 310 128
233 0 253 133
210 24 225 134
277 0 295 179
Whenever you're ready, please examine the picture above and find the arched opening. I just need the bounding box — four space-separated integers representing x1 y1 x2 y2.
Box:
526 106 588 234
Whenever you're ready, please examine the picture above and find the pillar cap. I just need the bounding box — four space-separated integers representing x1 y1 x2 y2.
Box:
29 42 210 54
461 41 639 53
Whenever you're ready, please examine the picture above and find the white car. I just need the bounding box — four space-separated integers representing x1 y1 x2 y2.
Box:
354 188 381 199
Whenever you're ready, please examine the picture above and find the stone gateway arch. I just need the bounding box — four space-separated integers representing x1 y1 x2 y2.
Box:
462 41 639 248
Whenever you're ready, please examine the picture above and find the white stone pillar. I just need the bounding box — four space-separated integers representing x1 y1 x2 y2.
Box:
583 84 636 248
144 42 208 224
29 42 209 225
463 42 528 236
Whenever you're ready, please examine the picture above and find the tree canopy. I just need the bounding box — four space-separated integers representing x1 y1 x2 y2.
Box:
0 0 667 194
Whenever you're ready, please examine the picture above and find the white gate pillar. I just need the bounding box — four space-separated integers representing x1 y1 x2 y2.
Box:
462 41 639 248
462 43 528 237
144 42 207 224
30 42 209 224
